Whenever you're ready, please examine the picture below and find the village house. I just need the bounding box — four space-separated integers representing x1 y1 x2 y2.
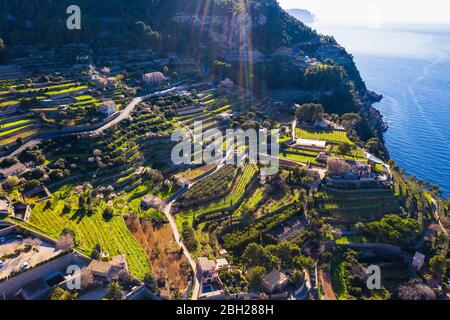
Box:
98 100 117 117
0 162 28 179
141 194 165 211
197 257 218 284
216 112 233 122
326 157 372 179
215 258 229 271
218 78 234 89
87 255 129 283
0 198 11 215
91 74 108 87
12 202 32 222
175 176 191 188
142 72 168 86
106 77 119 89
261 269 289 294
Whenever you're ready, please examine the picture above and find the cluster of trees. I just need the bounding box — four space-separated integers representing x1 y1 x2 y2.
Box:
357 214 421 247
295 103 324 125
241 242 314 289
180 165 237 204
221 205 300 252
337 249 389 300
285 167 316 187
181 221 198 251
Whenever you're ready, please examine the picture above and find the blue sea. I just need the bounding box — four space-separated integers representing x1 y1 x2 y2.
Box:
313 23 450 196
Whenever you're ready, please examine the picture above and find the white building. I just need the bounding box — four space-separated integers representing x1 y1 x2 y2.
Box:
98 100 117 116
142 72 168 86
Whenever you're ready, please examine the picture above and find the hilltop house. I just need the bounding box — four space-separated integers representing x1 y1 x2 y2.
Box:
326 157 372 179
98 100 117 117
142 72 168 86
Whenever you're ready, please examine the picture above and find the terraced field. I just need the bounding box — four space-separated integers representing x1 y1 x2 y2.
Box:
279 149 321 166
316 188 401 225
27 186 151 279
182 164 258 221
296 128 352 144
0 128 39 146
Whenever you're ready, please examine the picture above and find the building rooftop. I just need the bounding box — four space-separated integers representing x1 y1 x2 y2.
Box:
0 199 10 212
215 258 229 270
262 269 288 291
0 162 27 177
296 138 327 149
197 257 216 271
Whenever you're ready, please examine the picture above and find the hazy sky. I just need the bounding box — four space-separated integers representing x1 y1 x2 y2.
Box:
278 0 450 25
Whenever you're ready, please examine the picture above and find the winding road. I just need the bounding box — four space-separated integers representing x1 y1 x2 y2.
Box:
0 85 184 161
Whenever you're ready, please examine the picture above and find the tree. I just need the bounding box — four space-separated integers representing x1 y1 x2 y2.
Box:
181 222 198 251
4 175 20 189
106 280 124 300
80 269 95 290
293 255 315 270
246 266 266 289
144 273 157 290
242 243 279 269
341 113 361 130
366 137 382 154
398 279 435 300
267 242 300 268
295 103 324 125
56 233 75 251
337 142 352 155
364 215 421 246
50 287 78 300
429 255 448 279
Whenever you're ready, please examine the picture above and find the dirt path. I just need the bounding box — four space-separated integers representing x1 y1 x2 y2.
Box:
319 268 337 300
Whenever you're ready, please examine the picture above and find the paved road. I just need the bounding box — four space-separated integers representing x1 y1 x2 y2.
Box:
94 86 181 135
0 85 183 161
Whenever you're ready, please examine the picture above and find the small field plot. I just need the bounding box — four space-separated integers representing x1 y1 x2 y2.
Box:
296 128 352 144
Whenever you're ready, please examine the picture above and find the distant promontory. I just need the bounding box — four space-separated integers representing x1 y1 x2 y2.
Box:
287 8 315 24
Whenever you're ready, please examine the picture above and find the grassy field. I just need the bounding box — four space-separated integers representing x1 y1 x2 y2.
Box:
0 129 39 146
46 85 88 96
0 100 19 108
0 119 32 129
0 124 34 137
27 185 151 279
330 252 348 300
279 151 320 166
296 128 352 144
